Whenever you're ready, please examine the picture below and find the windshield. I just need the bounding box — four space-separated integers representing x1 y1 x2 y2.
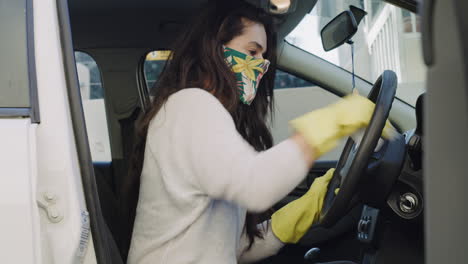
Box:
286 0 426 106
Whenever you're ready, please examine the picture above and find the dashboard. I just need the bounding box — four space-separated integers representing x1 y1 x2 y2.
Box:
386 93 424 220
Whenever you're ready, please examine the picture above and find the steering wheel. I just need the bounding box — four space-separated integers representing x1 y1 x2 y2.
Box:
319 70 398 227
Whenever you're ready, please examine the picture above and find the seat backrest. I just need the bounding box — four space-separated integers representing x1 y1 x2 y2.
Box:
103 220 125 264
116 107 142 262
92 106 141 262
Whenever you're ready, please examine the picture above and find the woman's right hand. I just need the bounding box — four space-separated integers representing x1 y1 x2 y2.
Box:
290 94 396 159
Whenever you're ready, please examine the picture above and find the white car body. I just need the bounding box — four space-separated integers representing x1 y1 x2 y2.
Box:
0 0 96 263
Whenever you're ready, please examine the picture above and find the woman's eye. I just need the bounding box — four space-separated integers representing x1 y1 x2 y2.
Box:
249 50 257 56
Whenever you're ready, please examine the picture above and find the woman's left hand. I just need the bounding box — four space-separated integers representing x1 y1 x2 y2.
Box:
271 168 335 244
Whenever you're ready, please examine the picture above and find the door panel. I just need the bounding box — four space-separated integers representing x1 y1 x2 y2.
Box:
0 120 38 263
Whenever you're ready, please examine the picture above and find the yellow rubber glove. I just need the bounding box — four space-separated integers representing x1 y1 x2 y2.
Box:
271 168 335 244
290 94 396 158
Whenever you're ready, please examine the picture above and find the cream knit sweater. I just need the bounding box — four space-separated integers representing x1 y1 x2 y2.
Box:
127 88 309 264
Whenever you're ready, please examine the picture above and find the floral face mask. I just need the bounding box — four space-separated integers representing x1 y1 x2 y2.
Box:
223 46 270 105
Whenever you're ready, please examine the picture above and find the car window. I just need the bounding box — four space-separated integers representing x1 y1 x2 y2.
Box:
286 0 426 106
75 51 112 163
143 50 171 92
0 0 30 107
272 70 342 160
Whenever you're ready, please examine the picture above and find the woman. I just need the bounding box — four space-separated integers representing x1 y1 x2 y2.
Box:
126 1 393 263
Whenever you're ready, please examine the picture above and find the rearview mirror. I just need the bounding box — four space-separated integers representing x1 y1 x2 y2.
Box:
321 11 357 51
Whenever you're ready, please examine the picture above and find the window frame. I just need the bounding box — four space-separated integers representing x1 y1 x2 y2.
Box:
281 40 374 96
137 51 151 111
56 0 113 263
138 49 171 111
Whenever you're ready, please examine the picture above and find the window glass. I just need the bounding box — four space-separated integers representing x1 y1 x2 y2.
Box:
274 70 315 89
369 0 385 22
0 0 30 107
143 50 171 91
272 70 341 160
75 51 112 163
285 0 426 106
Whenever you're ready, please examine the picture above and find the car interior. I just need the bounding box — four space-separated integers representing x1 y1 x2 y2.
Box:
62 0 467 263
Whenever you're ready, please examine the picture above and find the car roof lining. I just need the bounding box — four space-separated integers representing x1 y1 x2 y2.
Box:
69 0 204 10
69 0 417 50
69 0 316 49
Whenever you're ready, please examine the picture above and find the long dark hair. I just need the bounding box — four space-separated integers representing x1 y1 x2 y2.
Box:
122 0 277 254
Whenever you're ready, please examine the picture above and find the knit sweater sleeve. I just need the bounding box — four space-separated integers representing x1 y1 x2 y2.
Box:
166 88 309 212
238 220 285 263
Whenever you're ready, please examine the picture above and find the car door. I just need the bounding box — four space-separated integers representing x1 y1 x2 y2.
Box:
0 0 112 263
0 0 40 262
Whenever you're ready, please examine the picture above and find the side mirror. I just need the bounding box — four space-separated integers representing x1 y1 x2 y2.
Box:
321 5 367 51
